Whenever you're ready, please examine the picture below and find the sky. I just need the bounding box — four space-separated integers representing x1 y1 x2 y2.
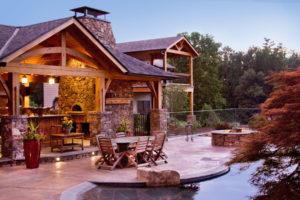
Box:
0 0 299 52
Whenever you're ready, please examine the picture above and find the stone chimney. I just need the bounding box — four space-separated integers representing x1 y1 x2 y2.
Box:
71 6 116 48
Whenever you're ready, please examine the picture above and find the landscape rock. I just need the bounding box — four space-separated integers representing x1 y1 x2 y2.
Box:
137 167 180 187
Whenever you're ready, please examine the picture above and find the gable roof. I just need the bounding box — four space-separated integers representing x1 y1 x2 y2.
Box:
0 17 72 60
117 36 182 53
0 17 175 79
104 45 176 79
117 36 199 56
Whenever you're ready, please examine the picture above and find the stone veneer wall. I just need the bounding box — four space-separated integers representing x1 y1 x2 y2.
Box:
59 76 95 113
212 133 247 147
78 17 116 48
149 109 167 136
89 111 113 145
0 115 27 160
105 80 134 133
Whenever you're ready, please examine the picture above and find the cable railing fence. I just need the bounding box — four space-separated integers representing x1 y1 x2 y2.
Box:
167 108 260 137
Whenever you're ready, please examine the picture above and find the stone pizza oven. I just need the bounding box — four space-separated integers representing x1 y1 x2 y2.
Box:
72 104 83 111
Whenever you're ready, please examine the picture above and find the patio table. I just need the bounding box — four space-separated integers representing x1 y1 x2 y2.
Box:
50 133 84 153
112 136 153 167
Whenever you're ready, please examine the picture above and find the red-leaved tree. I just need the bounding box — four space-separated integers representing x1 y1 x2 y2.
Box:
228 67 300 200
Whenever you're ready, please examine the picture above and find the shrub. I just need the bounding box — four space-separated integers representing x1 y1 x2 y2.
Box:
214 121 232 130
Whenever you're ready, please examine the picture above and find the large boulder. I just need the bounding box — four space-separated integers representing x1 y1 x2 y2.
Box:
137 168 180 187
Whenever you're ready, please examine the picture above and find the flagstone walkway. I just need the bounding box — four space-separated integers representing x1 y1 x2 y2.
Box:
0 136 232 200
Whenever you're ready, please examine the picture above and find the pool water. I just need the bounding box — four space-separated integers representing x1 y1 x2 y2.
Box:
81 163 259 200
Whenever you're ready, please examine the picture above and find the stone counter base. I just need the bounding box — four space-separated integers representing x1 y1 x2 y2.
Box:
212 133 246 147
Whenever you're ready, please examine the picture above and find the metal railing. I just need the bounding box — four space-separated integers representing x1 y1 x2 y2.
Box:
167 108 260 136
133 114 150 136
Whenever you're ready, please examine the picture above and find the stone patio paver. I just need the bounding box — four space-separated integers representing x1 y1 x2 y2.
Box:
0 136 232 200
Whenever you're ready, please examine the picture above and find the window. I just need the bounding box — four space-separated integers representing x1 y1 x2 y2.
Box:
137 101 151 114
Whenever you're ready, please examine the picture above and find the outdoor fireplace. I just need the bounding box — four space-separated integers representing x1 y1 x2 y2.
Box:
67 104 90 136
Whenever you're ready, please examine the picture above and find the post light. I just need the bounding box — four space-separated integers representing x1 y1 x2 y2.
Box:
56 157 60 162
21 75 28 85
49 77 55 85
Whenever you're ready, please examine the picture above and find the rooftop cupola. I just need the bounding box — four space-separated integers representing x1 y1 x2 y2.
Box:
71 6 109 21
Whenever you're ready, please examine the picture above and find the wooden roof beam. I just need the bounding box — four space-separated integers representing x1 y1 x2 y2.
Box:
2 63 108 78
0 74 11 100
166 49 193 57
146 81 157 100
12 46 101 69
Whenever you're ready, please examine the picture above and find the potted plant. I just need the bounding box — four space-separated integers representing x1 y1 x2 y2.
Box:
23 120 45 169
116 119 131 136
62 117 73 134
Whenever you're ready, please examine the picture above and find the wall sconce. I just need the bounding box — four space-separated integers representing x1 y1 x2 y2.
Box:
49 77 55 85
21 75 28 85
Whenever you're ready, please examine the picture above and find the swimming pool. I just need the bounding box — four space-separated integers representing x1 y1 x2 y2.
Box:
80 163 259 200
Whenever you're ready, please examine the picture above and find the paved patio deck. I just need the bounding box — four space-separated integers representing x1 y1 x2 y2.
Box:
0 136 233 200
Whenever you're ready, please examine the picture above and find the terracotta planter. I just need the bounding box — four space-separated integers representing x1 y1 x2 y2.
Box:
126 131 131 136
23 140 41 169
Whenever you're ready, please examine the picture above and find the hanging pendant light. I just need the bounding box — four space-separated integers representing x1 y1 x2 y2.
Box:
21 75 28 85
49 77 55 85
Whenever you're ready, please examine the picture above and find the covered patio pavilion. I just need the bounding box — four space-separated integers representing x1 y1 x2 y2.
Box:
0 11 175 162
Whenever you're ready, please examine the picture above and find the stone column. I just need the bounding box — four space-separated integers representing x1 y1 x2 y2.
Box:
149 109 167 136
0 115 28 160
88 111 112 145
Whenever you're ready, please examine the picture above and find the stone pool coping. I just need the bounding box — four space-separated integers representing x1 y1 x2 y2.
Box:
211 129 257 135
60 165 230 200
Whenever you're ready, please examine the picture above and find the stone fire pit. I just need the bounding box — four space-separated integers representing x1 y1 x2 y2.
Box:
211 129 257 147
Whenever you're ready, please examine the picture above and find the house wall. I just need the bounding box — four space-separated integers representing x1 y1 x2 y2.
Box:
43 83 59 108
133 92 152 114
105 80 134 133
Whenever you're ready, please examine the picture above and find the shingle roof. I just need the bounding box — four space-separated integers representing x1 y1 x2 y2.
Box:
153 59 176 70
0 16 176 79
0 25 17 53
104 45 176 79
117 36 183 53
0 17 72 60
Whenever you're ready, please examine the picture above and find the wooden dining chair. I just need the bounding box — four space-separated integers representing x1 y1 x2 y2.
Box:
115 132 126 138
147 133 168 165
95 135 124 170
125 137 149 168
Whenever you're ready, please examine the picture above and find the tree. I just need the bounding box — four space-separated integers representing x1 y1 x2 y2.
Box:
220 47 245 107
163 86 189 112
287 51 300 71
234 68 267 108
220 38 291 108
228 67 300 200
170 32 226 110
